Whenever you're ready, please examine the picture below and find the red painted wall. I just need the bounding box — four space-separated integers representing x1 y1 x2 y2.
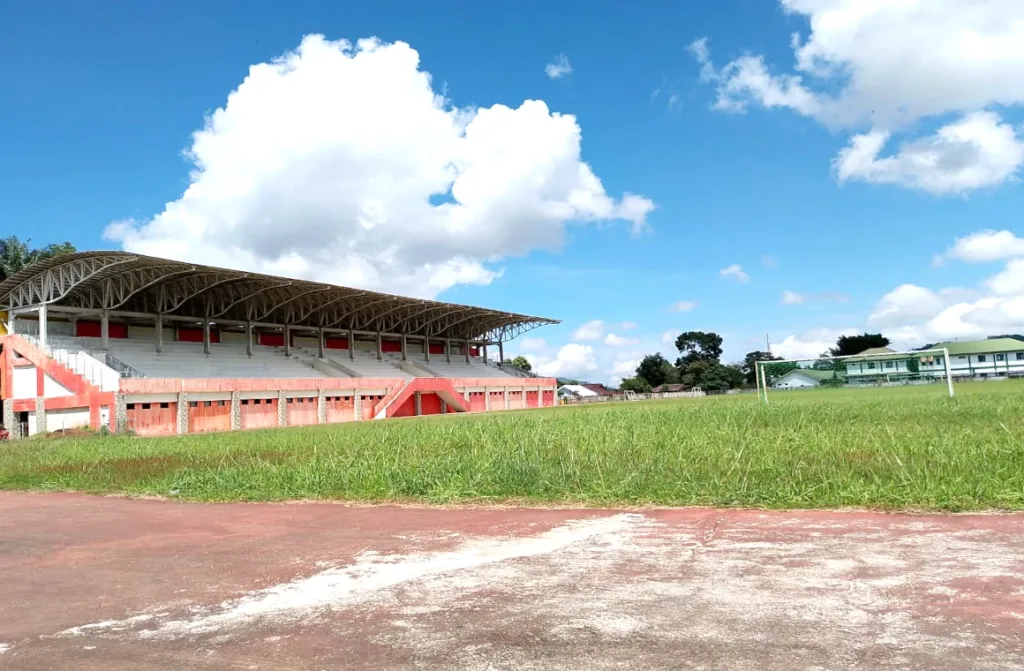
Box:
542 390 555 406
489 391 505 411
360 395 376 420
325 396 355 423
526 391 539 408
286 397 318 426
420 392 442 416
392 396 416 418
177 327 220 343
508 391 523 408
75 321 127 338
428 344 445 355
188 400 231 433
258 332 285 347
126 402 177 437
468 391 486 412
325 336 349 350
240 398 278 430
381 340 401 353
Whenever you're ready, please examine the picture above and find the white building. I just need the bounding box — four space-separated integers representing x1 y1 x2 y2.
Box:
772 369 844 389
846 338 1024 381
557 384 600 399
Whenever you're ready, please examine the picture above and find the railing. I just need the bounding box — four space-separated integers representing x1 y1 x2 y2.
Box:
104 353 146 379
18 334 123 391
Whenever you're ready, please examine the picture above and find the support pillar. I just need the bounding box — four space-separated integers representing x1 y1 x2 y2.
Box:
376 331 382 360
37 304 47 349
498 340 504 365
114 393 127 433
277 391 287 426
353 391 362 420
483 344 488 364
484 387 491 411
440 399 447 414
100 310 110 351
401 333 407 361
245 321 253 356
317 389 327 424
465 340 470 363
445 338 451 363
414 391 422 416
176 392 189 434
230 392 241 430
504 387 510 410
348 329 355 361
203 319 211 355
155 313 164 353
317 328 325 359
283 326 291 357
34 397 46 435
425 338 431 362
2 399 18 440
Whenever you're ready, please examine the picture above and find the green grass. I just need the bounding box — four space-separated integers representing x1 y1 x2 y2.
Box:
2 381 1024 510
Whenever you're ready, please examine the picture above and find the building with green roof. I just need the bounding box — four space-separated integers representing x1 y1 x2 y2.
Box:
846 337 1024 382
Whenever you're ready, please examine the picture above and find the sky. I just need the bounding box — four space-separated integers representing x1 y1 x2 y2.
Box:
3 0 1024 383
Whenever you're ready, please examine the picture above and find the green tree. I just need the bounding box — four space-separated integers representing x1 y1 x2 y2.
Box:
829 333 890 358
907 357 920 374
635 353 675 387
507 355 532 373
741 350 779 385
674 331 724 367
679 359 732 391
0 236 76 282
619 376 652 393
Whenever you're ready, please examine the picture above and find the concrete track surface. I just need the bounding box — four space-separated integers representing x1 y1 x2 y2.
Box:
0 492 1022 670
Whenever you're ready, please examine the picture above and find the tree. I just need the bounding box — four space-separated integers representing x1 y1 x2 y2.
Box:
830 333 890 358
678 359 732 391
722 363 746 389
674 331 724 367
0 236 76 282
507 355 532 373
741 350 779 385
635 353 675 388
619 376 652 393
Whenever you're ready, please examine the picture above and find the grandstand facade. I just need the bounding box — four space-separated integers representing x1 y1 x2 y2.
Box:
0 252 558 438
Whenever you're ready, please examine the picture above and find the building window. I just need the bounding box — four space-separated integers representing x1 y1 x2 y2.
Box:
978 355 987 362
885 361 893 369
867 362 876 370
1017 353 1024 361
996 353 1006 362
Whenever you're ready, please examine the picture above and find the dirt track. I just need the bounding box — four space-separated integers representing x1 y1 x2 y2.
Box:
1 492 1022 669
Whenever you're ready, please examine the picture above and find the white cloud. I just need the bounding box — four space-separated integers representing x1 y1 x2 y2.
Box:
571 320 605 342
939 229 1024 264
604 333 640 347
780 290 805 305
104 36 652 299
517 336 547 353
610 358 640 379
771 327 858 360
619 321 638 331
719 264 750 283
660 330 677 345
833 112 1024 195
986 258 1024 295
533 343 597 378
693 1 1024 193
668 300 698 312
545 54 573 79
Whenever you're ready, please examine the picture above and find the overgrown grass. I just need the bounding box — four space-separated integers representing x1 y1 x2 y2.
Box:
2 382 1024 510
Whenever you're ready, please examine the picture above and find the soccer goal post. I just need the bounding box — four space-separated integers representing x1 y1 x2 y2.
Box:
755 347 954 404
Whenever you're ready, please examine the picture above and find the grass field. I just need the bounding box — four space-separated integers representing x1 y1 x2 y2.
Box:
2 381 1023 510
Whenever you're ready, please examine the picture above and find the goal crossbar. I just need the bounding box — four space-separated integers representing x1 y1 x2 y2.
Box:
755 347 954 403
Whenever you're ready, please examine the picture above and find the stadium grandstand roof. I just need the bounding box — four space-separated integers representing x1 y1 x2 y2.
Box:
0 251 558 342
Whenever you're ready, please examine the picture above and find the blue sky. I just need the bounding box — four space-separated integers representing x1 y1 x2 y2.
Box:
4 0 1024 381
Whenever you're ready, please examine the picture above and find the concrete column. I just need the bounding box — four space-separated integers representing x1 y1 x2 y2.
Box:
37 304 47 349
348 329 355 361
317 389 327 424
230 392 241 430
465 340 471 363
317 328 325 359
34 397 46 435
522 387 528 409
202 319 211 355
414 391 422 416
155 313 164 353
176 392 189 434
376 331 382 360
498 340 504 365
401 333 407 361
114 393 128 433
445 338 451 363
425 338 431 363
245 321 253 356
277 391 287 426
353 391 362 421
100 310 110 351
484 387 491 411
440 399 447 414
504 387 510 410
482 344 488 364
2 399 18 440
283 326 291 357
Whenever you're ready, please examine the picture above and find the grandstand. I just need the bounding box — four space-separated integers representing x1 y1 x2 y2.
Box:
0 252 559 437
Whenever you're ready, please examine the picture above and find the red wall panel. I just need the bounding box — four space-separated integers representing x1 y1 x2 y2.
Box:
286 397 319 427
126 402 177 437
75 321 127 338
392 396 416 418
360 395 375 420
188 400 231 433
526 391 539 408
420 392 442 416
381 340 401 353
258 332 285 347
325 396 355 423
542 390 555 406
428 344 445 355
468 391 486 413
325 336 349 350
240 398 278 430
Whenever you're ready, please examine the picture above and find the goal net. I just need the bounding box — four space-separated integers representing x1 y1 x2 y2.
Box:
755 347 954 403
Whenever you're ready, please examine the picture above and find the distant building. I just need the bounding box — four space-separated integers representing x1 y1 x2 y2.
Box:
772 369 845 389
652 383 688 393
557 384 600 399
846 338 1024 381
581 383 615 396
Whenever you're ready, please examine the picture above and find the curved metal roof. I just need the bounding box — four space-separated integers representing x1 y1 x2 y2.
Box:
0 252 558 341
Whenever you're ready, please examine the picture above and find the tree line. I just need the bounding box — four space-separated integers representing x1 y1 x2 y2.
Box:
619 331 891 393
0 236 76 282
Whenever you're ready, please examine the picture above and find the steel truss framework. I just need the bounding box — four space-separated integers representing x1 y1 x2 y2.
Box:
0 252 558 342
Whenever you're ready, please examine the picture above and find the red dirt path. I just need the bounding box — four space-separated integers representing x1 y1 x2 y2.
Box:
0 492 1022 670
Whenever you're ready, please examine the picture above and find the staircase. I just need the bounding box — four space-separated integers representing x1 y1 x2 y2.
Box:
19 334 121 392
